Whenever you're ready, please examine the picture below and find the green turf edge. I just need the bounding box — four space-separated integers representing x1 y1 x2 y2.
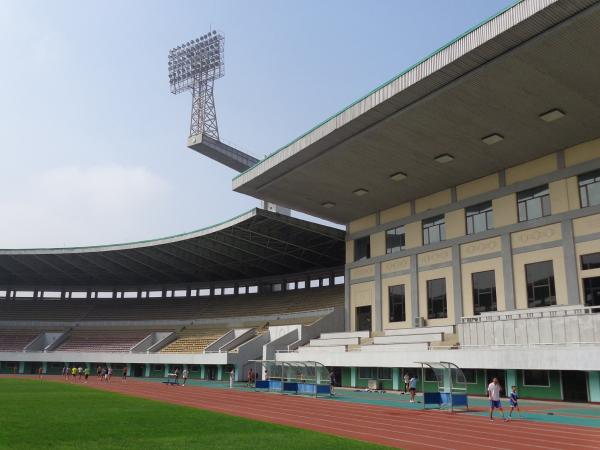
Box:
0 378 393 450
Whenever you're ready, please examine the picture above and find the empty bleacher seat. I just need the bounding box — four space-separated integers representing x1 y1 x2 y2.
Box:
55 330 150 352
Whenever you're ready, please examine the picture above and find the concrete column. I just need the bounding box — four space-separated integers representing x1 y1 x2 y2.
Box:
410 254 420 323
589 372 600 402
127 363 132 375
344 267 351 331
561 220 581 305
164 364 170 377
501 234 516 310
392 368 400 391
18 361 25 374
234 366 239 382
217 365 223 381
85 362 91 370
374 262 382 332
452 244 463 324
506 369 517 391
144 363 150 378
42 361 48 374
350 367 357 388
200 365 206 379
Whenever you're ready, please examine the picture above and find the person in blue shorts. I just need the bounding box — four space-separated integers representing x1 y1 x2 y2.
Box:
508 385 521 419
487 378 507 421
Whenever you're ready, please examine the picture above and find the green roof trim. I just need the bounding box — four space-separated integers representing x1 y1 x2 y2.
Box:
232 0 521 182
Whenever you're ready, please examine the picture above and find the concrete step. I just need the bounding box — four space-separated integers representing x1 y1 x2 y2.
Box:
383 326 454 337
373 333 442 345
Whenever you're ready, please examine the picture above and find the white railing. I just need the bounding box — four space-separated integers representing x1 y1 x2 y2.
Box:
461 305 600 323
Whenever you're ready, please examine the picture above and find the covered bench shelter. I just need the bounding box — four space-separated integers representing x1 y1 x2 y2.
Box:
250 360 331 397
415 361 468 412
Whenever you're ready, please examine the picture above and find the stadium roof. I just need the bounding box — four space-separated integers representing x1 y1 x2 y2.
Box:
233 0 600 223
0 209 344 287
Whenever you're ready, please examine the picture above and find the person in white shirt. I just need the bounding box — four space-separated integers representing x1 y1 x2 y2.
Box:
229 368 234 389
182 368 189 386
487 377 507 421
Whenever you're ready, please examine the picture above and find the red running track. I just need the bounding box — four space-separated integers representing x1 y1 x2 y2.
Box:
21 377 600 450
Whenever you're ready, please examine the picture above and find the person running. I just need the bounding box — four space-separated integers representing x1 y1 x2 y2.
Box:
403 372 410 393
37 366 43 379
78 366 83 382
107 366 113 383
84 366 90 383
62 366 69 380
122 366 128 382
488 377 507 421
100 366 107 382
408 374 418 403
181 368 189 386
247 368 254 388
71 366 77 381
229 368 234 389
508 386 521 419
96 365 102 380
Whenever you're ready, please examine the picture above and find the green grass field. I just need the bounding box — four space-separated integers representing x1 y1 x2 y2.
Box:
0 378 388 449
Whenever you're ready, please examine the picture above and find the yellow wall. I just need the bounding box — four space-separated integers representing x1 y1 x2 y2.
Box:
506 154 557 185
415 189 451 214
492 194 518 227
380 203 411 225
381 274 412 329
371 231 386 257
460 236 502 260
418 266 455 326
456 173 500 201
405 221 422 249
345 240 353 264
513 247 568 309
350 281 375 331
381 256 410 275
511 223 562 249
565 138 600 167
350 265 375 280
348 214 377 234
418 247 452 268
573 213 600 237
461 257 506 316
446 209 465 239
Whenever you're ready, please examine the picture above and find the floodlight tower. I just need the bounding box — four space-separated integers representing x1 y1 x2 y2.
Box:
169 31 225 139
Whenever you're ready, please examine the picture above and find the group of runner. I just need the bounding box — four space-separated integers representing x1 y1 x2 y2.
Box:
60 365 130 383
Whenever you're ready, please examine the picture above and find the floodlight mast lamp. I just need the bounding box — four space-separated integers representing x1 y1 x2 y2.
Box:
168 31 225 139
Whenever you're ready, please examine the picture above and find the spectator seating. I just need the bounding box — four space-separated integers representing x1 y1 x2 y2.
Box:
55 330 151 352
0 330 39 351
159 329 228 353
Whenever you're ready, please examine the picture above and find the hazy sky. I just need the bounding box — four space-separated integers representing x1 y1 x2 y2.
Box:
0 0 511 248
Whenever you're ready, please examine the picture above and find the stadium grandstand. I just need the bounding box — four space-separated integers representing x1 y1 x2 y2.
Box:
2 0 600 406
0 208 345 379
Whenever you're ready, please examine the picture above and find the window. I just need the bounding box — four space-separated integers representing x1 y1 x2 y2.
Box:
517 185 550 222
425 368 437 382
272 283 282 292
472 270 497 315
310 279 320 288
579 169 600 208
523 370 550 387
354 236 371 261
583 277 600 307
286 282 296 291
423 215 445 245
334 276 345 285
525 261 556 308
386 226 405 254
152 364 163 371
388 285 406 322
460 369 477 384
248 285 258 294
427 278 447 319
378 368 392 380
359 367 374 379
238 286 247 295
297 281 306 289
581 252 600 270
321 277 330 287
466 201 493 234
223 287 234 295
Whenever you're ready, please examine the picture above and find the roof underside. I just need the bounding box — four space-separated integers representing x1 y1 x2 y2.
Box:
233 0 600 223
0 209 344 287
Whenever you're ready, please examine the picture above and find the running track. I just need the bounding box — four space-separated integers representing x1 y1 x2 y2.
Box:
13 376 600 449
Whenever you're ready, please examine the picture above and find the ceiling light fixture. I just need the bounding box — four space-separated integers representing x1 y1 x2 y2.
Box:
434 153 454 163
539 109 565 122
481 133 504 145
389 172 407 181
353 188 369 196
321 201 336 208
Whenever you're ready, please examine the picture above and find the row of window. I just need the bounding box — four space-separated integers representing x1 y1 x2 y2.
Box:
354 169 600 261
386 255 600 323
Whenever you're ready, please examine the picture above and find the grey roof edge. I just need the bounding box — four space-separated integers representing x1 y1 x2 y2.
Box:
231 0 587 191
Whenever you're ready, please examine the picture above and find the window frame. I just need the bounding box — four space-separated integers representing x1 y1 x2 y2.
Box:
465 201 493 235
426 277 448 319
525 260 557 308
388 284 406 323
581 252 600 271
354 236 371 261
578 169 600 208
422 215 446 245
582 276 600 307
517 185 551 222
385 226 406 254
471 270 497 315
